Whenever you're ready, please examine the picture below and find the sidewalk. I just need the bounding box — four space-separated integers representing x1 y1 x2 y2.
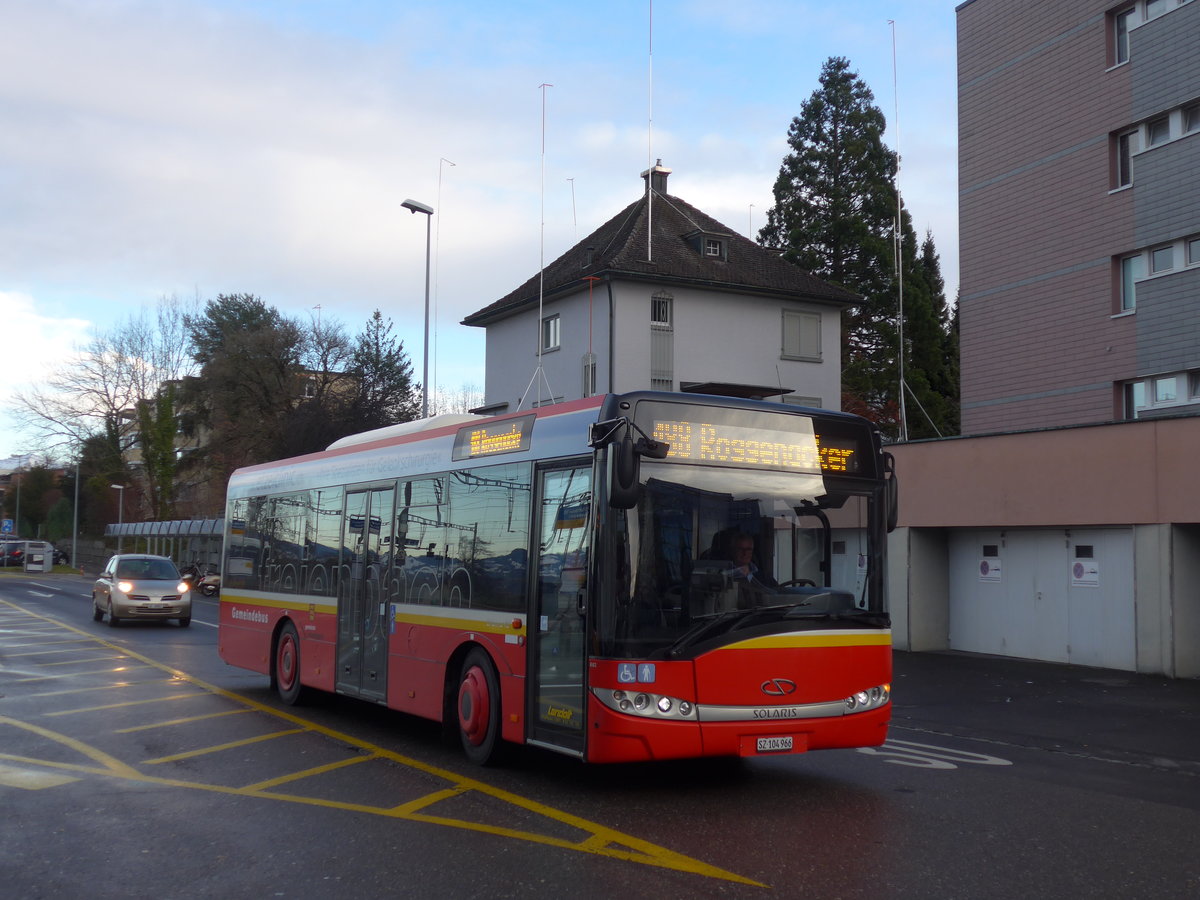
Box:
891 649 1200 769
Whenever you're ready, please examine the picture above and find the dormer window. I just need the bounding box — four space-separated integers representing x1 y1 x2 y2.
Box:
685 229 729 261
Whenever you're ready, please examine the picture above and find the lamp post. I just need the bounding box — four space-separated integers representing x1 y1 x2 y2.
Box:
110 484 125 554
401 198 434 419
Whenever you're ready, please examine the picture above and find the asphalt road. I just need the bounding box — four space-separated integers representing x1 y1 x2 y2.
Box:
2 571 1198 899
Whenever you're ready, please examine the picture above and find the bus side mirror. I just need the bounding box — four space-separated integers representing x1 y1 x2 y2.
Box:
884 452 898 533
609 432 640 510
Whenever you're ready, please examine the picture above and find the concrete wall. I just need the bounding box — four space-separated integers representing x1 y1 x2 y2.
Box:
888 417 1200 676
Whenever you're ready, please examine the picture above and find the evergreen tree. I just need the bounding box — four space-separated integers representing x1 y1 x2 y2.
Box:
759 56 900 432
182 294 304 482
902 231 959 438
759 56 966 439
347 310 420 432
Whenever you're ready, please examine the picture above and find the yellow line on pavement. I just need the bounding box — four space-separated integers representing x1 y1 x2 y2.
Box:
143 728 306 764
1 597 766 888
240 752 374 791
116 708 253 733
43 692 206 716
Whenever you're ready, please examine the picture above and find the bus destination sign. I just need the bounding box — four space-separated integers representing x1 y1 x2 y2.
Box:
452 414 536 461
649 418 861 474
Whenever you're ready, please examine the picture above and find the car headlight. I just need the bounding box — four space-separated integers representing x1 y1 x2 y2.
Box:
177 582 190 593
118 581 134 593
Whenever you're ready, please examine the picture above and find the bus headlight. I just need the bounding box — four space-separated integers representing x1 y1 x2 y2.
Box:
844 683 890 713
595 688 697 720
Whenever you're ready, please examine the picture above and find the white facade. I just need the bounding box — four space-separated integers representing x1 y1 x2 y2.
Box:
480 279 842 412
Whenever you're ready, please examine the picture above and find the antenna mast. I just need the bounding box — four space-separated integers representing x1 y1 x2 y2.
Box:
646 0 654 262
890 19 908 442
518 83 556 411
433 157 455 406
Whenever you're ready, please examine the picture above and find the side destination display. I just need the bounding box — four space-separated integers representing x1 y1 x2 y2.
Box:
452 414 536 461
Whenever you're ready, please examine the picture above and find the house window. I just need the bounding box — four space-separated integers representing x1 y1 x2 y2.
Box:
1147 116 1170 146
1188 237 1200 265
1116 131 1136 187
650 292 674 391
1123 380 1146 418
1185 103 1200 133
651 295 672 328
782 310 821 360
1075 545 1095 559
1151 245 1174 273
782 395 823 409
1114 7 1135 64
541 314 560 352
1119 254 1144 311
704 238 724 258
581 352 597 397
1146 0 1168 17
1155 376 1178 403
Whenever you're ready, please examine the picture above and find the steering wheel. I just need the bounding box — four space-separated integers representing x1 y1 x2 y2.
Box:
778 579 816 588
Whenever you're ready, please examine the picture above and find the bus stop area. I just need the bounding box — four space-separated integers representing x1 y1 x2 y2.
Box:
93 518 224 574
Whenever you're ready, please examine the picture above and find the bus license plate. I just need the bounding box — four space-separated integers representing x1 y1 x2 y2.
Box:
757 736 793 753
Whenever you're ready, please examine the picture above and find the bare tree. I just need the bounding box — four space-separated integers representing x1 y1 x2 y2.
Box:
11 294 198 460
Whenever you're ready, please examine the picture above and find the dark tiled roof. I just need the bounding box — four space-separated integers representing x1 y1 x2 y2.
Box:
462 189 858 326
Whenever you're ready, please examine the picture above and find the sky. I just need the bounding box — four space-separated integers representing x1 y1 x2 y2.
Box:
0 0 960 463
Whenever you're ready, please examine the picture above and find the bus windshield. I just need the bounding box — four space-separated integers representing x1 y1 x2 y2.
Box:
596 461 883 660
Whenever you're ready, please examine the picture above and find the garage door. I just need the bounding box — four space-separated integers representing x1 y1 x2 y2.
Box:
947 528 1135 670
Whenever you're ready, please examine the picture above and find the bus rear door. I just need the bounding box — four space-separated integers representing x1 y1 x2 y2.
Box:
336 485 395 702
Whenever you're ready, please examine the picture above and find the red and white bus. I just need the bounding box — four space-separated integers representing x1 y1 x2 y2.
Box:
218 390 896 764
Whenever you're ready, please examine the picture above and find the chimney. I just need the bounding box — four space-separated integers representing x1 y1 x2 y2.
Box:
640 159 671 194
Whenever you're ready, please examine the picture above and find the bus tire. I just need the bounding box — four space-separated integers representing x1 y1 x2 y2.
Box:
274 621 306 706
457 647 503 765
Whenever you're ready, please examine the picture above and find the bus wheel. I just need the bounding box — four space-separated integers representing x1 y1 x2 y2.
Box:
457 648 502 765
275 621 305 705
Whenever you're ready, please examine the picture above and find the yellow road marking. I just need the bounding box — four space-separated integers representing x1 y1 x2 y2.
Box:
43 692 206 716
143 728 306 764
0 599 766 888
116 708 253 733
240 752 373 791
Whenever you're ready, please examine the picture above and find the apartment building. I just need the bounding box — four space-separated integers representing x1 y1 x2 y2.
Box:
882 0 1200 677
957 0 1200 432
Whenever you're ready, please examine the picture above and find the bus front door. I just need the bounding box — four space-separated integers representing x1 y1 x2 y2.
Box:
529 464 591 755
336 486 395 702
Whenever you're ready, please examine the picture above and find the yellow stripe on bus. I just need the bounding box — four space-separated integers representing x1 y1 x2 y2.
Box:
721 630 892 651
221 593 525 636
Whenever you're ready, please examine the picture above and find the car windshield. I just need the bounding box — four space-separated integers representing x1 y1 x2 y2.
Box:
116 558 180 581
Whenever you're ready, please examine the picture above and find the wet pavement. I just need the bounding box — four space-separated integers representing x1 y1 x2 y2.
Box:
891 649 1200 773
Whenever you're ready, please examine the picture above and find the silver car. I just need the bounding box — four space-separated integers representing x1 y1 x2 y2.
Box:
92 554 192 627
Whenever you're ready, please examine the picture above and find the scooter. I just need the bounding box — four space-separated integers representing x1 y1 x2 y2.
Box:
198 569 221 597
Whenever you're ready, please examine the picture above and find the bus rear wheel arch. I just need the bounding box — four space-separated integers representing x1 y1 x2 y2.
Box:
456 647 503 765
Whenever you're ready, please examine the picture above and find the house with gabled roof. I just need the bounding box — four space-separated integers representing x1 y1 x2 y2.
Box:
461 162 858 414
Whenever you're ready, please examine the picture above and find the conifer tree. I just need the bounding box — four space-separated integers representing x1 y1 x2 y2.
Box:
759 56 958 438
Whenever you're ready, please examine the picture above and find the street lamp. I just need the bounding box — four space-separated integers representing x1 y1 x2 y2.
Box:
110 484 125 554
402 198 434 419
